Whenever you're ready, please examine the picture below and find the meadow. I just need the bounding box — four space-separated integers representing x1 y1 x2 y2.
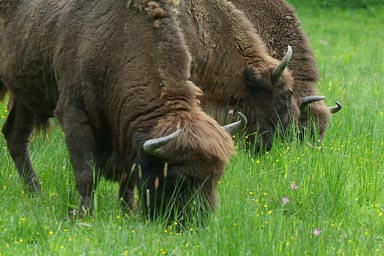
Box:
0 2 383 256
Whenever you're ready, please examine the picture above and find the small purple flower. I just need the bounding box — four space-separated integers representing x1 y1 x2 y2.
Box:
291 183 298 190
228 109 234 116
313 228 321 236
281 197 289 204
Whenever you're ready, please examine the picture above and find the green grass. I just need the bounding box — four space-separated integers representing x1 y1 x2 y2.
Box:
1 5 384 256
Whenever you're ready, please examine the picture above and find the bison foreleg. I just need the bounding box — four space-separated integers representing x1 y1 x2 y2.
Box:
58 110 101 217
2 99 41 193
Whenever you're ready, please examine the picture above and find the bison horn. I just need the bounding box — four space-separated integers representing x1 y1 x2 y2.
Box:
143 129 183 158
271 45 292 84
329 101 342 114
299 95 326 111
223 112 247 135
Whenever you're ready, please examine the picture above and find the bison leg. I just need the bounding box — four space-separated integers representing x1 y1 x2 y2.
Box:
1 99 41 193
58 109 101 216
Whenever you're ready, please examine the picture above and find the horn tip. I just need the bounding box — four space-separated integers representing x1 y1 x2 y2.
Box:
237 112 248 127
329 101 342 114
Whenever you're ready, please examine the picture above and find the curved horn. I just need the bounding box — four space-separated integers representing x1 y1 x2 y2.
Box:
143 129 182 158
299 95 326 111
271 45 292 84
223 112 247 135
329 101 342 114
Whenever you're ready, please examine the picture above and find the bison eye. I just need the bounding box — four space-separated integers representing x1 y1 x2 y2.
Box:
282 90 293 101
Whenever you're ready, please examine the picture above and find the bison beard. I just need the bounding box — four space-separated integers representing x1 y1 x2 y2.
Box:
0 0 246 224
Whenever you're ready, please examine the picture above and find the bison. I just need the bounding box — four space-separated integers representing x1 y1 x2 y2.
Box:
229 0 342 141
176 0 340 152
0 0 246 222
177 0 301 152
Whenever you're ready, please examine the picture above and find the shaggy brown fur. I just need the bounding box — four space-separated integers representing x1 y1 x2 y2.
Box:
177 0 299 151
230 0 338 140
0 0 234 221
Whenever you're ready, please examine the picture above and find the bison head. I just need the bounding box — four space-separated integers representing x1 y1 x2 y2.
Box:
236 46 300 152
298 96 342 142
131 112 246 224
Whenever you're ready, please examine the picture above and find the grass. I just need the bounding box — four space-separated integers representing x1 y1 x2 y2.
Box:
1 4 384 256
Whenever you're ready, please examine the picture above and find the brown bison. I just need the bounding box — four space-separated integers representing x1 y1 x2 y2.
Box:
178 0 301 152
229 0 342 141
0 0 245 221
176 0 340 151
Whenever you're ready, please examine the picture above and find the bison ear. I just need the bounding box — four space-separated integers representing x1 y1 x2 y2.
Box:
133 132 147 150
244 66 267 90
